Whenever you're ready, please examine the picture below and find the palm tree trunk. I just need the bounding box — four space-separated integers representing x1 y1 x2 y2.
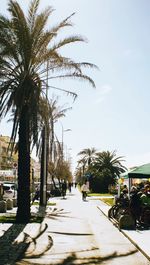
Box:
16 105 31 223
39 126 47 207
49 119 54 162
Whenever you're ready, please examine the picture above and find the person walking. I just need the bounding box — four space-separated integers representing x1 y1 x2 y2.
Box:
81 181 89 201
68 182 72 193
61 180 67 199
32 185 40 202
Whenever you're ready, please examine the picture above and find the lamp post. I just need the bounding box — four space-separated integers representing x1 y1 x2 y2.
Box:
61 126 71 161
65 147 72 161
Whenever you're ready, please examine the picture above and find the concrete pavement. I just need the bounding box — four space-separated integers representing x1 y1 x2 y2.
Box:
0 188 150 264
97 200 150 261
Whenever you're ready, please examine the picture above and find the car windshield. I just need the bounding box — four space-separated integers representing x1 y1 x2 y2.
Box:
3 186 10 191
3 185 15 190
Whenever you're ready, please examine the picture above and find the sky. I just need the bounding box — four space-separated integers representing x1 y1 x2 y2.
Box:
1 0 150 172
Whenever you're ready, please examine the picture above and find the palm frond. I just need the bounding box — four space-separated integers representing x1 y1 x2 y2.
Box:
48 85 77 101
49 13 75 34
49 73 96 88
51 35 86 51
28 0 40 30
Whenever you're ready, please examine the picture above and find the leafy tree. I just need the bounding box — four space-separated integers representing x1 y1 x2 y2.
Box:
55 160 72 184
0 0 96 222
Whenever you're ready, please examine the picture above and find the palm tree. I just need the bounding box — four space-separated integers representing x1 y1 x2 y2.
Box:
93 150 127 179
37 97 71 207
48 98 71 163
77 157 87 175
78 147 97 167
0 0 96 222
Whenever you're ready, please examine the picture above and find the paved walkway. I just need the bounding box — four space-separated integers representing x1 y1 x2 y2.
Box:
0 188 150 265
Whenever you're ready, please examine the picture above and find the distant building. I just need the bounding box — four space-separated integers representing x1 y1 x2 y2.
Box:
0 135 17 169
0 135 40 183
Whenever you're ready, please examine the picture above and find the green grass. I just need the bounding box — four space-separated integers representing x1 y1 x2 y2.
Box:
0 214 44 223
88 193 112 197
100 197 114 206
33 201 56 206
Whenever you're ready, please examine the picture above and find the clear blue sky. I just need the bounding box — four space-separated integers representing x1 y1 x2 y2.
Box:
1 0 150 172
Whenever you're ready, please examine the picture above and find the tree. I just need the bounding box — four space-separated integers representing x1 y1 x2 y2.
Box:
94 151 127 177
0 0 96 222
77 148 97 183
77 158 87 176
37 97 71 205
78 147 97 167
91 151 127 192
48 98 71 163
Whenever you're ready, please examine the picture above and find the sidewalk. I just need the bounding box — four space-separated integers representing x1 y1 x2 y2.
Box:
96 199 150 262
0 188 149 265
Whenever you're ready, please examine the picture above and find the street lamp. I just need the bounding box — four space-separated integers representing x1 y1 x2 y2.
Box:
61 127 71 160
65 147 72 161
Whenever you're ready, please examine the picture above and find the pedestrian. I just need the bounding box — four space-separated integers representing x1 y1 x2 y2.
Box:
32 185 40 202
81 181 89 201
68 182 72 193
61 180 67 199
74 182 77 188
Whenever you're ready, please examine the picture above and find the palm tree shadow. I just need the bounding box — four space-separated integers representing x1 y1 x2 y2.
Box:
55 250 138 264
0 223 26 264
0 222 53 264
45 207 73 220
16 249 138 265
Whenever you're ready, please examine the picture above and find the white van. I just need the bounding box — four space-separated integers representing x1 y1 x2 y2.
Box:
3 182 17 200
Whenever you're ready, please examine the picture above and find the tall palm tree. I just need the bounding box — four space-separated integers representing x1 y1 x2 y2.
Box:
78 147 97 167
48 98 71 163
37 97 71 207
0 0 96 222
77 157 87 175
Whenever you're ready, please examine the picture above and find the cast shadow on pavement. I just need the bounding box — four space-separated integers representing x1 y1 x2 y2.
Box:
0 222 53 265
46 207 73 220
55 250 138 265
16 249 138 265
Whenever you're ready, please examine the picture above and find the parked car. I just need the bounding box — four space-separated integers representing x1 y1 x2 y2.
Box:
3 182 17 200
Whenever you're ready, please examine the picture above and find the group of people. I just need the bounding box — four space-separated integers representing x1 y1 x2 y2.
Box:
117 183 150 226
61 180 78 199
32 180 78 201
